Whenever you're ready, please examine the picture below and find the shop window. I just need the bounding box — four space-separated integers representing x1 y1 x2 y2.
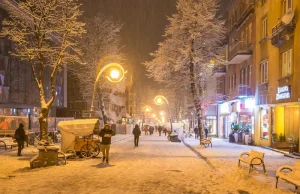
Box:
281 49 292 77
260 108 269 139
260 61 268 83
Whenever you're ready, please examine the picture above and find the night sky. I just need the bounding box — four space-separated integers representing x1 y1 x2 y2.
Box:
82 0 177 94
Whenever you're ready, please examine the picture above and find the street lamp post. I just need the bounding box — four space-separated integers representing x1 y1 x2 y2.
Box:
141 106 151 130
90 62 126 118
154 95 173 132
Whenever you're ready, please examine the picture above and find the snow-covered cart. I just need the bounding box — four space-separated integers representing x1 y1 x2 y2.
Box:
57 119 101 158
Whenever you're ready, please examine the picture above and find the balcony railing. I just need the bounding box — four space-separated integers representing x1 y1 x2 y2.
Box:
228 41 252 64
234 3 255 29
270 20 295 47
212 65 226 76
228 84 252 99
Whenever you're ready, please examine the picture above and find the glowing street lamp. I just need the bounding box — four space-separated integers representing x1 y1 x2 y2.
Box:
90 62 126 118
141 105 152 129
154 95 173 132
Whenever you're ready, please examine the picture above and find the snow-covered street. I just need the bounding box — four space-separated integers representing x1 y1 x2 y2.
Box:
0 134 298 194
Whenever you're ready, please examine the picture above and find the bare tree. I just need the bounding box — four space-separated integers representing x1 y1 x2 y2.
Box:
1 0 85 144
145 0 225 143
72 14 124 124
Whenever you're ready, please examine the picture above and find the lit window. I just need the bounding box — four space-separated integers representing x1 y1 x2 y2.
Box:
262 17 267 39
260 108 269 140
282 49 292 77
260 61 268 83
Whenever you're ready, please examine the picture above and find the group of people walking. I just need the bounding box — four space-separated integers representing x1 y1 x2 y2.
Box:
193 124 210 139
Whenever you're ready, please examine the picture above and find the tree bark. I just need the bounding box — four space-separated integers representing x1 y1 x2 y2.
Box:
39 106 50 144
188 39 203 144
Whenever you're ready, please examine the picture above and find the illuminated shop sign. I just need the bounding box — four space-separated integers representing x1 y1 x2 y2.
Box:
276 85 291 100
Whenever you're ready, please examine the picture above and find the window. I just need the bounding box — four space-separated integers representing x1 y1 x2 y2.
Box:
245 67 248 85
233 74 236 88
260 61 268 83
229 76 232 90
261 0 267 6
282 0 293 15
282 49 292 77
262 17 267 39
249 65 252 85
240 69 245 85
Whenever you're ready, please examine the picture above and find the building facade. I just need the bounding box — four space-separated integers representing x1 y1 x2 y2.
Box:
216 0 257 141
254 0 300 152
0 3 66 120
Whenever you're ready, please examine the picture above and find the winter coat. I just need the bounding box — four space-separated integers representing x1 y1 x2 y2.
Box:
194 127 199 134
158 126 163 132
99 128 115 145
15 126 25 140
132 127 141 136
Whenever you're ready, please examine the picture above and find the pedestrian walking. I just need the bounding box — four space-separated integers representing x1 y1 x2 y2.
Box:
158 125 162 136
163 127 167 136
132 124 141 147
149 126 154 135
99 124 115 164
204 125 209 138
14 123 25 156
144 126 149 135
194 126 199 139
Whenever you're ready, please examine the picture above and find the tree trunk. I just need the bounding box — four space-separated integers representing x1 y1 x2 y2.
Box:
97 87 108 124
39 106 50 144
189 39 203 144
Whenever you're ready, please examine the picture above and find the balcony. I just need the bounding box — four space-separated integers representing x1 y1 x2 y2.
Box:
228 41 252 64
228 85 252 99
212 65 226 76
234 3 255 30
270 20 295 47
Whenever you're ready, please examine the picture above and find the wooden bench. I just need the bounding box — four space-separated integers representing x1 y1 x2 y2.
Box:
276 162 300 190
238 150 266 173
200 138 212 148
0 137 18 150
57 150 77 165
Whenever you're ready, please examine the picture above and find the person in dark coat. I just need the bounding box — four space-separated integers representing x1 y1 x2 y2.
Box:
163 127 167 136
99 124 115 163
204 126 209 138
132 124 141 147
15 123 25 156
149 126 154 135
158 125 163 136
194 127 199 139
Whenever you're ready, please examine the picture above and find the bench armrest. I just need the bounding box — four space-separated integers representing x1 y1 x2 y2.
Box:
0 140 6 146
239 152 250 158
250 157 264 164
276 165 294 176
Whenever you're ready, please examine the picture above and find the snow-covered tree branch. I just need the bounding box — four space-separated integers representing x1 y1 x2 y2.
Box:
1 0 85 144
70 13 124 124
145 0 225 143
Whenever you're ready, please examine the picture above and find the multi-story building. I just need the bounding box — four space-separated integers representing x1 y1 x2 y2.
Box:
254 0 300 152
0 2 67 120
217 0 257 140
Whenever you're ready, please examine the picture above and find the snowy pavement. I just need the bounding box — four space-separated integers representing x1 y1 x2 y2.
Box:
0 133 298 194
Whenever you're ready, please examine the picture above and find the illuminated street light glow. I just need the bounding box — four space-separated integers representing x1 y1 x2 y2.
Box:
154 95 169 105
142 105 152 113
110 69 120 79
152 114 156 118
90 60 127 117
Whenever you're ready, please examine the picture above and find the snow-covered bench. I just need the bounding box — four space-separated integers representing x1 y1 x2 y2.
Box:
276 162 300 190
238 150 266 173
57 149 77 165
0 137 18 150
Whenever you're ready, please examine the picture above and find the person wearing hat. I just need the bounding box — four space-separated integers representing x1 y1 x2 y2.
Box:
14 123 25 156
99 124 115 163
